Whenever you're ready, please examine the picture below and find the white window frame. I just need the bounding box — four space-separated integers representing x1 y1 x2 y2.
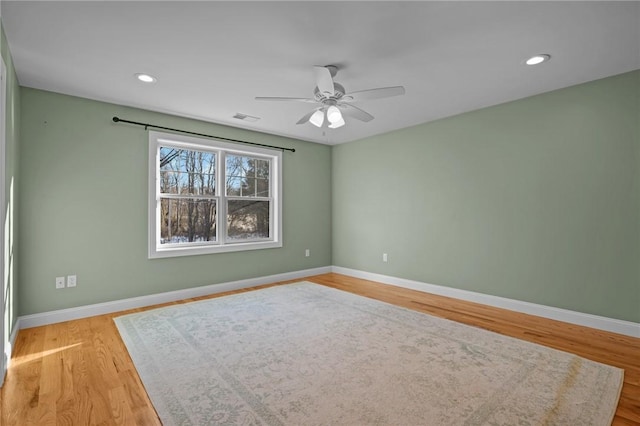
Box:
148 131 282 258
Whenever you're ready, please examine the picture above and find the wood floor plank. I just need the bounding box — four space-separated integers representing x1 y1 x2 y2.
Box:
1 272 638 425
107 385 137 426
35 325 64 426
6 326 47 426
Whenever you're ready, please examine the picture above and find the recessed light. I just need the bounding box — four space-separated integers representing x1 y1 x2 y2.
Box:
525 54 551 66
135 73 157 83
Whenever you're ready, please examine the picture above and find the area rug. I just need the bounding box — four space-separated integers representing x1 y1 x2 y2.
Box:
114 282 623 425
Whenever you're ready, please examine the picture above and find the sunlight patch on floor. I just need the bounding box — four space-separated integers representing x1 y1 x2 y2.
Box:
10 342 82 367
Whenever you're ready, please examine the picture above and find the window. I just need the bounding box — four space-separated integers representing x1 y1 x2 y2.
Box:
149 131 282 258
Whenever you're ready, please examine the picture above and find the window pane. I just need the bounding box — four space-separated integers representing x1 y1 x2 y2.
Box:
225 155 270 198
160 170 179 194
226 177 244 196
226 155 249 178
227 200 270 240
256 178 269 197
160 146 216 196
160 171 194 195
255 159 270 179
160 198 217 244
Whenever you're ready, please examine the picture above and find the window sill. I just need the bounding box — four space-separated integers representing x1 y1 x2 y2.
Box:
148 240 282 259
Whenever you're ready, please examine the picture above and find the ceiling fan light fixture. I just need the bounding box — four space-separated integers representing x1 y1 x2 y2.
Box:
309 109 325 127
328 116 345 129
327 105 342 124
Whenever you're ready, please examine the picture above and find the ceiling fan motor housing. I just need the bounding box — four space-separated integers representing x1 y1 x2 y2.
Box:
314 82 345 102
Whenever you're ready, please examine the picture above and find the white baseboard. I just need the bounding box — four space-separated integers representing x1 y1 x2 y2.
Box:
16 265 640 339
332 266 640 339
18 266 332 329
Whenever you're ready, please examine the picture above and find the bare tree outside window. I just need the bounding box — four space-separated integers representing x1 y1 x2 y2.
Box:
226 155 271 240
159 147 217 244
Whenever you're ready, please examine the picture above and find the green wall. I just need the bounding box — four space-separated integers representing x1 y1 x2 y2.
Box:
18 88 331 315
15 69 640 324
333 70 640 323
1 23 20 348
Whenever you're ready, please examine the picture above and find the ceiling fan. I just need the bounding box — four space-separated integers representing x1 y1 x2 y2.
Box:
255 65 405 129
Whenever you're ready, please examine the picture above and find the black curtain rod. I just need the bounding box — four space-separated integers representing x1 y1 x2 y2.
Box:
112 117 295 153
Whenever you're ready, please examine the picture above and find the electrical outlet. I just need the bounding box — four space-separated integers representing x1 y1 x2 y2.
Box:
382 253 388 263
305 249 310 257
67 275 77 288
55 276 65 289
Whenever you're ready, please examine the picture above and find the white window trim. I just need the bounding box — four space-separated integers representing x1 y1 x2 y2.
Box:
148 131 282 259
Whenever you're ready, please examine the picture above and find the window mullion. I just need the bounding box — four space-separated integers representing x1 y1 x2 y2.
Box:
269 159 274 239
159 194 217 200
219 150 227 244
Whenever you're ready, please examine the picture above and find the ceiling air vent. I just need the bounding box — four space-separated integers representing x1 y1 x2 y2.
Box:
233 113 260 122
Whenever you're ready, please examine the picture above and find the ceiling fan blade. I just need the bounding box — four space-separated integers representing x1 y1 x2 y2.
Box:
314 66 335 97
343 86 405 102
255 96 316 103
296 108 321 125
339 103 374 122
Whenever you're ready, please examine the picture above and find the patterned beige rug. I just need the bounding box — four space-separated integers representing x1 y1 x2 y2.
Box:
114 282 623 425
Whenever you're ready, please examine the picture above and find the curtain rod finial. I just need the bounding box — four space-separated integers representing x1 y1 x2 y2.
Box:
112 116 120 122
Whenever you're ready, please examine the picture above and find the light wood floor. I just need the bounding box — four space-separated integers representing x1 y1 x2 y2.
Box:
2 273 639 425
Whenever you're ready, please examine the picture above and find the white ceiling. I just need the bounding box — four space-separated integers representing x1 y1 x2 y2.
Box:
2 1 639 145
